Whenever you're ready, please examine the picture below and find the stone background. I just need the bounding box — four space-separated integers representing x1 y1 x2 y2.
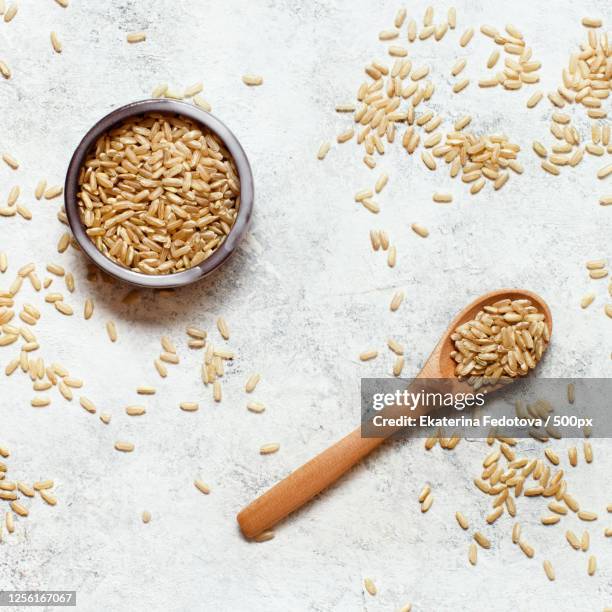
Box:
0 0 610 610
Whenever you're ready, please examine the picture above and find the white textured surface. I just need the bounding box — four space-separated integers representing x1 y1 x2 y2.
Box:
0 1 611 610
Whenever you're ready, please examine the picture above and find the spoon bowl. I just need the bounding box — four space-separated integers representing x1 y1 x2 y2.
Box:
237 289 552 539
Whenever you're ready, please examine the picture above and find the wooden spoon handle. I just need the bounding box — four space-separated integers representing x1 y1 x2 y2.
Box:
237 428 384 539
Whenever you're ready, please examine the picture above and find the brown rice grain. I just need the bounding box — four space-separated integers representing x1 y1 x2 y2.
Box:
456 511 468 530
541 161 560 175
375 173 388 193
84 298 94 320
126 405 146 416
474 532 490 549
451 59 467 76
260 443 280 455
3 2 17 22
487 506 504 524
253 530 275 543
433 192 452 203
213 380 221 402
468 542 477 565
411 223 429 238
33 480 54 491
578 510 597 522
526 91 543 108
127 32 146 43
50 31 62 53
459 28 474 47
364 577 377 596
597 164 612 179
580 293 595 309
543 560 555 581
186 326 206 340
581 530 590 551
79 396 96 414
160 351 179 364
2 154 18 169
453 79 469 93
180 402 198 412
566 530 580 549
519 540 534 558
194 479 210 494
317 142 331 160
0 60 10 79
114 441 134 452
183 82 203 98
581 17 602 28
487 50 500 69
154 359 167 378
161 336 176 354
193 95 211 111
392 356 404 377
106 321 117 342
247 402 265 413
31 396 50 408
242 74 264 86
10 501 28 517
217 317 229 340
421 492 433 512
390 290 404 312
245 374 260 393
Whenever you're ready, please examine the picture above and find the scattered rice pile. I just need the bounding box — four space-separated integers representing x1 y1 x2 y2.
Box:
425 389 605 582
434 131 521 194
580 259 612 319
551 26 611 119
152 82 212 112
0 446 56 539
76 112 240 275
478 24 542 91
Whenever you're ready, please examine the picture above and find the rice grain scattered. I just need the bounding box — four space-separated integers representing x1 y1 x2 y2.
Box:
317 142 331 160
194 479 210 494
260 443 280 455
114 441 135 453
50 31 62 53
242 74 263 86
474 532 490 549
468 542 477 565
245 373 260 393
3 2 17 22
543 560 555 581
390 290 404 312
104 321 118 342
127 32 146 43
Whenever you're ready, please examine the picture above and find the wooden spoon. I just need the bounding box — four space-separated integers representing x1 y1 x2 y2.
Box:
237 289 552 539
